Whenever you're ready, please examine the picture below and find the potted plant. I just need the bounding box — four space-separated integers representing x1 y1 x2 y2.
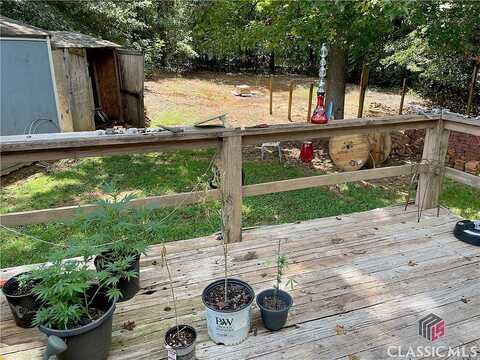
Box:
1 271 42 328
256 239 296 331
201 181 254 345
75 184 151 302
25 252 121 360
161 245 197 359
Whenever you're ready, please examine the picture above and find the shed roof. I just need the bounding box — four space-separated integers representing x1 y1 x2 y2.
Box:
0 16 50 38
51 31 121 49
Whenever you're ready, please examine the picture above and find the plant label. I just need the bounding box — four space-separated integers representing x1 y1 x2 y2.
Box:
167 349 177 360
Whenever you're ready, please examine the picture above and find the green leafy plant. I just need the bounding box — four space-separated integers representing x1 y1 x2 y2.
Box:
73 183 158 279
272 239 296 307
22 253 121 330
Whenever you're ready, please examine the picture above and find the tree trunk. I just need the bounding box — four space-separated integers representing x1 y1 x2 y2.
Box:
269 51 275 74
325 44 347 120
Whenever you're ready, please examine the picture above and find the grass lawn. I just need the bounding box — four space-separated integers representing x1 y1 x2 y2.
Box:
1 150 479 268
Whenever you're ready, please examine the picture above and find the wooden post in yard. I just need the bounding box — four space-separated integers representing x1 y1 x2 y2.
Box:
466 61 479 115
269 75 273 115
288 81 294 121
415 119 450 210
357 64 369 118
307 82 314 122
399 77 407 115
221 134 243 243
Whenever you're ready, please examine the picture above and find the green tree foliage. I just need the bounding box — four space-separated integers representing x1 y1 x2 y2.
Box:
2 0 478 112
378 1 479 113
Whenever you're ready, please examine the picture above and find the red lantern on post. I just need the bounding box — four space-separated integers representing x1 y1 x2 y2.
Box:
300 141 314 163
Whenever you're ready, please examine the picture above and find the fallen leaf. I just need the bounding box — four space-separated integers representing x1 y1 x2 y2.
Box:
408 260 418 266
233 251 258 262
122 321 136 331
336 324 346 335
349 355 360 360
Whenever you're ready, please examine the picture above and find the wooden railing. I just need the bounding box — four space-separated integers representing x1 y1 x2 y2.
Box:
1 114 479 242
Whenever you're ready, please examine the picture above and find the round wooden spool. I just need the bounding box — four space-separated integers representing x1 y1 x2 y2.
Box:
365 132 392 168
329 135 370 171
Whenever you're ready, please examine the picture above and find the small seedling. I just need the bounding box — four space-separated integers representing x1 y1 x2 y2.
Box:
160 245 180 339
272 239 297 308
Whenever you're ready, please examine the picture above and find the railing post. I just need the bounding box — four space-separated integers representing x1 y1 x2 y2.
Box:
221 134 243 243
416 119 450 210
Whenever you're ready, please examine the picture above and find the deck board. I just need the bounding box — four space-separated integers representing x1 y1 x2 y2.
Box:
1 206 479 359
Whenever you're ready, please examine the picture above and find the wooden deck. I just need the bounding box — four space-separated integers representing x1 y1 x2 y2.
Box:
2 205 480 359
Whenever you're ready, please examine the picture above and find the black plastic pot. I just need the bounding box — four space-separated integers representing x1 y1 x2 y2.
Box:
256 289 293 331
39 287 116 360
1 272 41 328
94 251 140 302
164 324 197 360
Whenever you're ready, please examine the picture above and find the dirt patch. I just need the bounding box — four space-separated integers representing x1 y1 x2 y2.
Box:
145 71 423 127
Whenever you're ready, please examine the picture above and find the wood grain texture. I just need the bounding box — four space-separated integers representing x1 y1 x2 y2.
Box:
243 164 414 197
357 64 369 118
288 81 293 121
51 49 74 132
0 189 221 227
329 135 370 171
116 49 145 127
2 206 478 360
445 167 480 189
365 132 392 167
416 121 450 209
269 75 273 115
399 77 407 115
220 135 243 243
307 82 314 122
65 48 95 131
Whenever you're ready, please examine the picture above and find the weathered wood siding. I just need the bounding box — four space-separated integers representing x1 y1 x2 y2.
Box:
90 48 122 121
116 49 145 127
51 49 74 132
65 48 95 131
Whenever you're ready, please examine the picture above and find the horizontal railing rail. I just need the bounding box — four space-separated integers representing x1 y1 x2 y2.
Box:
1 113 478 242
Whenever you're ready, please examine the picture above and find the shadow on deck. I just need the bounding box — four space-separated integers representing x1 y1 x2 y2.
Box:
1 205 479 359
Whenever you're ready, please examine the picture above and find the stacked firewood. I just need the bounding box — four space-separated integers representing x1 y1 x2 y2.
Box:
391 130 424 160
391 129 480 175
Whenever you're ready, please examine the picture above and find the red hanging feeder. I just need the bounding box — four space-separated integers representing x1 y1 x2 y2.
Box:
310 43 329 125
300 141 314 163
310 94 328 124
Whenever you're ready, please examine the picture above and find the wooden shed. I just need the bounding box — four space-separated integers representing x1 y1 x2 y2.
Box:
50 31 145 131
